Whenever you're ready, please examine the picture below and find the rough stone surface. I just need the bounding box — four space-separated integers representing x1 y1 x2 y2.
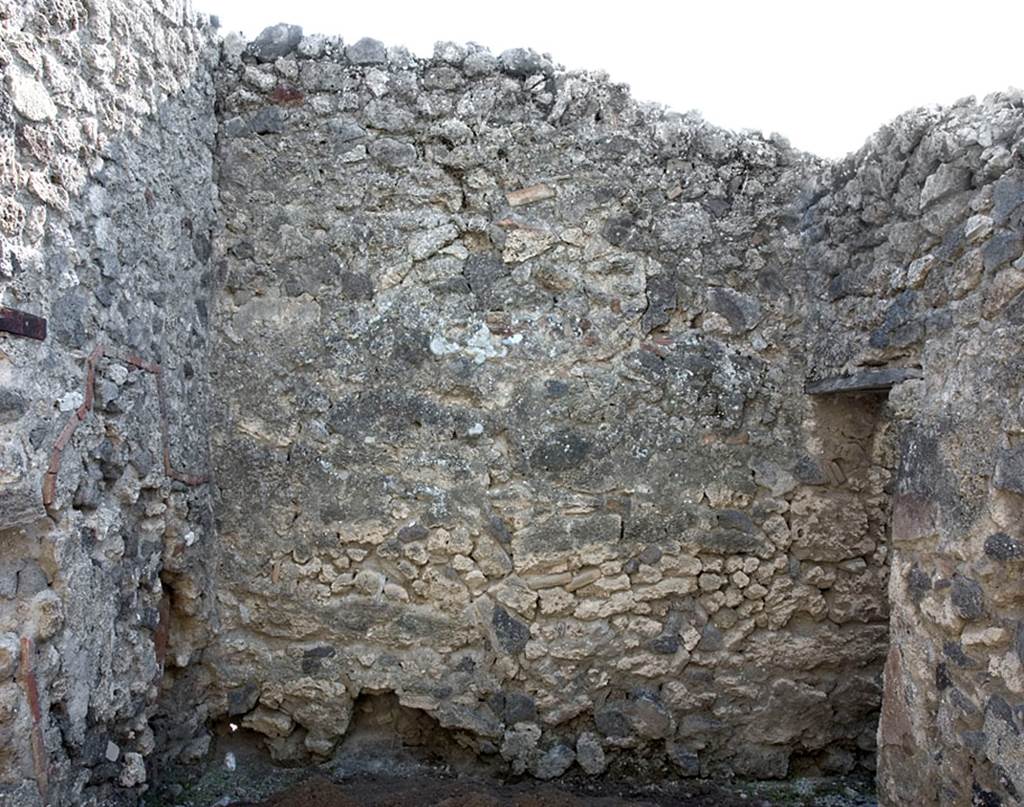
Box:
207 20 893 790
0 2 218 805
804 92 1024 807
7 71 57 122
248 23 303 63
0 4 1021 806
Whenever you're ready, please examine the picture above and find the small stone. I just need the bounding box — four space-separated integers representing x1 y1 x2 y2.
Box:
473 533 513 577
51 289 87 348
994 445 1024 494
397 523 429 543
576 731 607 775
666 742 700 777
983 233 1024 272
30 589 63 640
650 634 680 655
701 623 724 650
492 605 530 654
297 34 327 59
919 163 971 209
0 634 19 680
353 569 385 597
642 273 677 333
984 532 1024 561
596 694 673 741
250 107 285 135
503 229 557 264
119 752 146 787
8 71 57 122
105 741 120 762
370 137 417 168
227 684 259 716
639 545 663 566
530 743 575 780
905 254 936 288
57 391 84 412
463 49 497 77
433 41 467 65
699 573 724 592
707 287 762 333
242 706 293 738
242 65 276 92
0 388 29 424
962 626 1007 647
964 214 994 242
500 723 541 774
339 145 367 164
491 690 538 725
950 574 985 620
681 626 702 651
992 172 1024 226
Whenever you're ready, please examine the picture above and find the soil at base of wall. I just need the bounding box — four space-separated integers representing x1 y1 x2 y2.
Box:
243 774 877 807
152 770 876 807
146 730 877 807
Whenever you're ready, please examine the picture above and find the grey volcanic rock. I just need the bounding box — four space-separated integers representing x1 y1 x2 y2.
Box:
249 23 304 62
346 37 388 65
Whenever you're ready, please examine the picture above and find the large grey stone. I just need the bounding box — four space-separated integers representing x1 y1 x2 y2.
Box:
497 48 550 77
249 24 303 62
346 38 387 65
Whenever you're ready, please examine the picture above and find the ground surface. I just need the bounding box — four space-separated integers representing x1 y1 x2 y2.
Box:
149 760 876 807
145 727 877 807
244 774 876 807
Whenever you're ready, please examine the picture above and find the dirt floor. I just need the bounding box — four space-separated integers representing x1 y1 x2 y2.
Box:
247 775 744 806
230 773 876 807
145 728 877 807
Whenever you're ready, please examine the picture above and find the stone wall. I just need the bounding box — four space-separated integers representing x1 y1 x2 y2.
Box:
0 1 218 805
1 4 1022 803
803 95 1024 806
206 29 891 783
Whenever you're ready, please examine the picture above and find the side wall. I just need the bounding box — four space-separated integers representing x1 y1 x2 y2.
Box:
207 31 891 781
0 2 218 804
805 93 1024 805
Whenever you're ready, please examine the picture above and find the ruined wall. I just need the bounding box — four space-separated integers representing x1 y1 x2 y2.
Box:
1 4 1021 803
804 94 1024 805
0 2 218 804
207 28 892 782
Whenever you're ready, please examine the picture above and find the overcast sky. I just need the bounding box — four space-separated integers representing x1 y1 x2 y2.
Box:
205 0 1024 159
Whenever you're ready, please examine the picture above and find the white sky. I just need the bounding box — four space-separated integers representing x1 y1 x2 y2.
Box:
204 0 1024 159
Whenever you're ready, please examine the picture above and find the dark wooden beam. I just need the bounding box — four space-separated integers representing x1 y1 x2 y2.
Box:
806 368 922 395
0 307 47 341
